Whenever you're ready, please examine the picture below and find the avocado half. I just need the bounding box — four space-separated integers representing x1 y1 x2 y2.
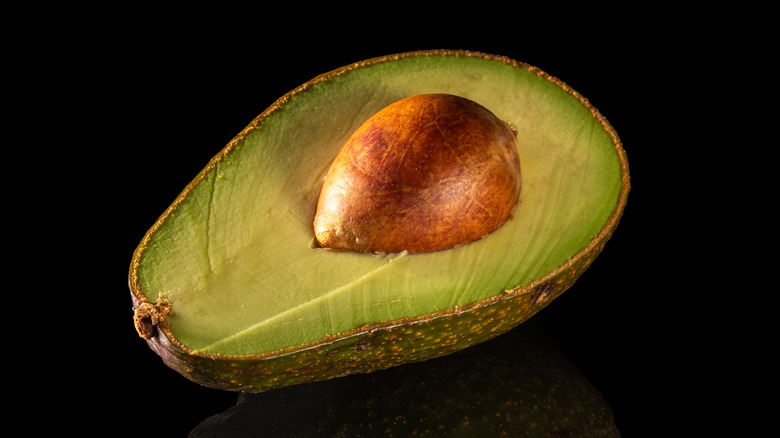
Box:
129 49 630 392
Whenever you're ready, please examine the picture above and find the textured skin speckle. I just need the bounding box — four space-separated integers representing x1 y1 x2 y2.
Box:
190 320 620 437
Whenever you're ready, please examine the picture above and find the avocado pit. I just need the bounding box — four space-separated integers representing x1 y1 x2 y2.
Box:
313 93 522 254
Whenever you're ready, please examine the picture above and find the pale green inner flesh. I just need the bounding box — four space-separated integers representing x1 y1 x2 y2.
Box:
137 55 623 355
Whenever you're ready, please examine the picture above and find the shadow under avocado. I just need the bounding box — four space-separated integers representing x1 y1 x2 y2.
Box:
190 319 619 437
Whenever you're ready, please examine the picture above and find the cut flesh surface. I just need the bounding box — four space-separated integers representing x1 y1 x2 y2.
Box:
132 54 623 356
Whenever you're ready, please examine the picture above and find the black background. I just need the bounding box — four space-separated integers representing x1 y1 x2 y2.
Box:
24 11 753 437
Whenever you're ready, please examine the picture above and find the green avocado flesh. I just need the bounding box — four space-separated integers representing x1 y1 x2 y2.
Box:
133 53 623 356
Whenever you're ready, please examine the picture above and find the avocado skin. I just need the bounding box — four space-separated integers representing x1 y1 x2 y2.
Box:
190 320 620 437
131 49 630 393
135 222 612 393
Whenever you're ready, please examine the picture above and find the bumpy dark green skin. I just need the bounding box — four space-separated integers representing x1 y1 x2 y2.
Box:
189 320 620 437
136 233 605 393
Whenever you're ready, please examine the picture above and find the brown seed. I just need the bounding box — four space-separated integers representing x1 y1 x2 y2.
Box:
314 94 521 254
